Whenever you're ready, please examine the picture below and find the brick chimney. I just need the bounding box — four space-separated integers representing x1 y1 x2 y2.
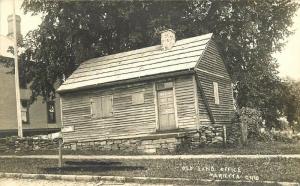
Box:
161 29 176 50
7 14 21 39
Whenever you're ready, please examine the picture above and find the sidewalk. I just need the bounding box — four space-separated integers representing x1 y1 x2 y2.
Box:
1 172 299 186
1 154 300 159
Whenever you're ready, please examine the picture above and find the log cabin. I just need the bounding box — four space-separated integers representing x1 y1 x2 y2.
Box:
57 30 235 153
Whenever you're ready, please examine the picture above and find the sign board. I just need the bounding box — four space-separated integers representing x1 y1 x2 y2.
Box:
48 132 62 139
61 125 75 132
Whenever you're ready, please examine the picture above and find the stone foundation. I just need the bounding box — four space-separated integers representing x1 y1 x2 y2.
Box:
0 136 59 152
0 125 227 153
64 125 226 153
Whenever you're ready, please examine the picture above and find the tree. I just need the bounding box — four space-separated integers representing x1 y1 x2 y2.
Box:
282 78 300 130
19 0 298 128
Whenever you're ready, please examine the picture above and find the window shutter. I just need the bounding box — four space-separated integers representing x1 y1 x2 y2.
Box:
96 97 103 118
91 97 102 118
102 95 113 117
91 96 113 118
132 92 144 105
90 98 95 118
213 82 220 105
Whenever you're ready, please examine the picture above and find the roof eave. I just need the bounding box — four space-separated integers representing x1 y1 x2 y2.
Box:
57 69 195 94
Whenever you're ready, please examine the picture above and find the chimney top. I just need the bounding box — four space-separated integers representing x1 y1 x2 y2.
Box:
161 29 176 50
7 15 21 22
7 15 21 38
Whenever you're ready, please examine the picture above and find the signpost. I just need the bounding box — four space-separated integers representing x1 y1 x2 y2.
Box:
58 138 63 168
58 126 74 168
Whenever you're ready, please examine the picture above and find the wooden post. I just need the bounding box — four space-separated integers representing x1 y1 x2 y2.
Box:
12 0 23 138
223 125 227 147
58 138 63 168
240 122 248 145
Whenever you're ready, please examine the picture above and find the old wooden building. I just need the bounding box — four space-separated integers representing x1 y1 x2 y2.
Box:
58 30 234 152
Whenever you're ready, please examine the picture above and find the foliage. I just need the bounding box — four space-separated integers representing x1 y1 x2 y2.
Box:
16 0 299 127
239 107 263 139
227 112 242 145
281 78 300 130
272 131 293 143
229 107 271 143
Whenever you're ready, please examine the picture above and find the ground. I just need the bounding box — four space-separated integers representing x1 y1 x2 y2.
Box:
0 141 300 185
0 178 154 186
0 155 299 184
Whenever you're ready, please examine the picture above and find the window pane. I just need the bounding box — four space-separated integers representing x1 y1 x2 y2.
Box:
47 101 56 123
156 81 173 90
21 109 27 122
21 100 29 123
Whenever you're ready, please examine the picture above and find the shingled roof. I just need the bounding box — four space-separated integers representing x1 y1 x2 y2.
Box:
57 33 213 92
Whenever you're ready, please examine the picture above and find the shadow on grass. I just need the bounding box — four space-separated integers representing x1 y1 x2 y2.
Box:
44 160 146 173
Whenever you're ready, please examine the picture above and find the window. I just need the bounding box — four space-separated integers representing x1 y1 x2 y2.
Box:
213 82 220 105
91 95 113 118
21 100 29 124
132 92 144 105
156 81 173 90
47 101 56 123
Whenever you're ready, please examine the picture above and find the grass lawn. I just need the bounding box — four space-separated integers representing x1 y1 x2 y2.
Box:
0 157 299 184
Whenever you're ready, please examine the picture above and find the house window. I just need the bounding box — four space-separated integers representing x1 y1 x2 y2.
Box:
156 81 173 90
213 82 220 105
132 92 144 105
91 95 113 118
47 101 56 123
21 100 29 124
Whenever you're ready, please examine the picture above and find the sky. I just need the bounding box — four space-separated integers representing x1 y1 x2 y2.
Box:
0 0 299 81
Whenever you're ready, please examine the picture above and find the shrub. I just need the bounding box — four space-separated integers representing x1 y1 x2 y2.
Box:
271 130 294 143
227 107 272 144
257 130 274 142
239 107 264 139
227 112 241 145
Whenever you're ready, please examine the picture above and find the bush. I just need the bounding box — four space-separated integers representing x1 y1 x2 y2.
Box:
271 130 294 143
257 130 274 142
228 107 273 144
239 107 264 139
227 112 241 145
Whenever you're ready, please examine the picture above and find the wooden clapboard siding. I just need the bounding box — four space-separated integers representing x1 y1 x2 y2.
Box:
195 40 234 125
196 40 231 79
197 87 212 125
61 74 199 142
175 75 197 130
61 82 156 142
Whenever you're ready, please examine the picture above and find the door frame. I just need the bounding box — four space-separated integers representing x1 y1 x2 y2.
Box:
153 80 178 131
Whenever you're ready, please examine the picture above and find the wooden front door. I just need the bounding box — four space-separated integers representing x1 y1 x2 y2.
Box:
157 89 176 130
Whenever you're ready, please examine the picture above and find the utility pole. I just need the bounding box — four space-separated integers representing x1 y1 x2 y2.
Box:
12 0 23 138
